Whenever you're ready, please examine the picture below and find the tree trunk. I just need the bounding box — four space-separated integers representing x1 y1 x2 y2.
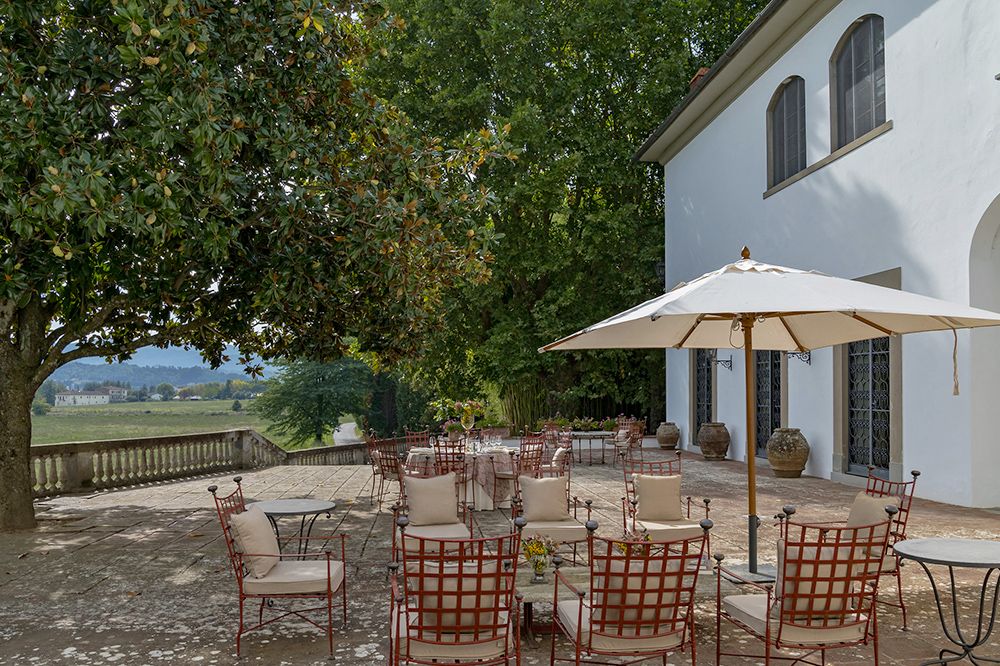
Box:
0 363 37 530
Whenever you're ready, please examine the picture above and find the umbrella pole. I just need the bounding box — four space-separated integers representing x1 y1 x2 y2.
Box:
743 315 760 573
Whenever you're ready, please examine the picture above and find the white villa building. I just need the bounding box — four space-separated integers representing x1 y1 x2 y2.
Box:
54 386 128 407
636 0 1000 508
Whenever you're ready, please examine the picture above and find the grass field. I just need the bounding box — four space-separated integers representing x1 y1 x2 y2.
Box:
31 400 354 450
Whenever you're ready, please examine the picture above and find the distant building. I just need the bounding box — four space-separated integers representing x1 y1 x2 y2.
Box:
54 385 128 407
149 393 163 401
55 391 110 407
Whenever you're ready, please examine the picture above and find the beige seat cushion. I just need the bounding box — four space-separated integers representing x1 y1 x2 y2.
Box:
404 473 459 526
722 594 867 646
635 475 682 521
556 599 684 653
402 522 472 552
519 476 570 522
391 607 512 660
521 520 587 544
243 559 345 595
635 519 704 542
229 505 280 579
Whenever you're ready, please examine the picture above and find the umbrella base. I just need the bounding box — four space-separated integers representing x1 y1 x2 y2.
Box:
721 563 777 584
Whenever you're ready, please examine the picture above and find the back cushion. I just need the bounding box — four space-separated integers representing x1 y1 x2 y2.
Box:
552 447 569 465
405 473 459 526
846 491 899 544
229 505 280 579
592 557 687 632
405 559 505 630
635 475 682 521
777 539 859 620
519 476 570 522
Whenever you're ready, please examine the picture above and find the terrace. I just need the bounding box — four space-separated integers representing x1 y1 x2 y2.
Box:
3 436 998 665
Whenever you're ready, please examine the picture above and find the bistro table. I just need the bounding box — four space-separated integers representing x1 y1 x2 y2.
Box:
248 498 337 556
569 431 613 465
894 538 1000 665
515 563 590 641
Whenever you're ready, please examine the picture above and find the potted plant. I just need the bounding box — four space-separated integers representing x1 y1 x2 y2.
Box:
600 418 617 432
444 420 464 441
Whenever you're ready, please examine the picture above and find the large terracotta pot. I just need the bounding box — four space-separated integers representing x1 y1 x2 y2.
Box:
697 422 730 460
766 428 810 478
656 422 680 449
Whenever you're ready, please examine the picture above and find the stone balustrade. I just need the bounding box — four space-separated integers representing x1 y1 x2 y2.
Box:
29 429 305 498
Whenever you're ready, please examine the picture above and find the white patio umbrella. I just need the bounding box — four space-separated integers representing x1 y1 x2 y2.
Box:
541 247 1000 574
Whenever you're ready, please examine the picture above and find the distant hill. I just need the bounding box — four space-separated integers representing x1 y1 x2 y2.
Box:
51 361 249 388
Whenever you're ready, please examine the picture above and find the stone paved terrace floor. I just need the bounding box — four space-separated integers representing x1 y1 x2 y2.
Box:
2 449 999 665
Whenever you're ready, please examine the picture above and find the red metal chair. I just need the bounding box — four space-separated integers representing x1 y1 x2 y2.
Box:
433 438 472 508
621 456 710 542
389 531 522 665
865 468 921 630
368 437 405 509
550 520 712 665
716 508 897 666
404 429 431 450
209 478 348 658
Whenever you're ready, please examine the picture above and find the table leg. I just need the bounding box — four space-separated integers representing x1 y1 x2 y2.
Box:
300 512 327 555
523 601 534 642
916 563 1000 665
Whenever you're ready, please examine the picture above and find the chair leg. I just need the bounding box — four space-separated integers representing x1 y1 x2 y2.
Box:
327 592 334 656
369 471 377 505
257 598 265 626
237 595 245 658
549 617 557 665
689 619 697 665
342 573 349 626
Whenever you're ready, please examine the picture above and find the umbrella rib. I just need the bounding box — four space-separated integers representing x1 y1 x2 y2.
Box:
849 313 896 336
674 315 706 348
777 316 807 352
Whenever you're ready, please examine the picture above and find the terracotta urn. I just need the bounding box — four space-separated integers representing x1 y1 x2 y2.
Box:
656 422 680 449
766 428 810 478
697 422 730 460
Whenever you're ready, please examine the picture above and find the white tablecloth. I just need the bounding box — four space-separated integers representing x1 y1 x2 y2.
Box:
403 448 513 510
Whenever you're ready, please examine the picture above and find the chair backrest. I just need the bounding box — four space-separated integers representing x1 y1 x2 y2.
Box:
557 428 573 449
399 532 519 651
405 429 430 450
433 438 467 477
623 456 681 507
208 478 247 578
627 419 645 440
368 438 403 478
541 423 560 449
587 531 707 647
865 469 919 545
517 435 545 475
776 519 891 641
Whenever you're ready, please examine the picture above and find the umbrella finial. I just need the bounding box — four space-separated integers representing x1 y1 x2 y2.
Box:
741 246 751 260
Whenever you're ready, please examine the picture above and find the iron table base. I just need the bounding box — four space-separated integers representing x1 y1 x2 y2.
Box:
916 562 1000 665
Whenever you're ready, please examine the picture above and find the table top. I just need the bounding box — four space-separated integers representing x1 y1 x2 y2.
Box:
516 565 591 604
249 498 337 516
894 538 1000 568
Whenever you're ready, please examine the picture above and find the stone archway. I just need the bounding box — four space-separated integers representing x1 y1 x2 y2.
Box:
969 193 1000 508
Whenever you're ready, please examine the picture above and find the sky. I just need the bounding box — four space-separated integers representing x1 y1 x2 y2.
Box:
75 344 268 374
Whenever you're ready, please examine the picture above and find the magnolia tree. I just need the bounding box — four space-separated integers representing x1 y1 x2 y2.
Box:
0 1 506 530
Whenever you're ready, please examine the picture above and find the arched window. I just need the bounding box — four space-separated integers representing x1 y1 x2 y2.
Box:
768 76 806 186
832 15 885 149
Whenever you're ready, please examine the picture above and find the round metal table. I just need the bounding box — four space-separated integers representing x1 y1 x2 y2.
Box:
248 499 336 555
894 538 1000 665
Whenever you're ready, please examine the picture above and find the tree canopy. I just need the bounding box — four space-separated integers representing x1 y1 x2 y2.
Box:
366 0 766 427
0 0 508 529
253 359 372 446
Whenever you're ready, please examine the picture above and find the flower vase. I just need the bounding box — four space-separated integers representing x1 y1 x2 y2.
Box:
460 412 475 432
530 557 548 583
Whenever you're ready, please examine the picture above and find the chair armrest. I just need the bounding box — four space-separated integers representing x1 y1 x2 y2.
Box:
554 568 585 598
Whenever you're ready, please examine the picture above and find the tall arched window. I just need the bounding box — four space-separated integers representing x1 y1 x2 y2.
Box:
768 76 806 186
832 15 885 149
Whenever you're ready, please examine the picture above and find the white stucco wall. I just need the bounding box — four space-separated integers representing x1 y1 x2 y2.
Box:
661 0 1000 507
